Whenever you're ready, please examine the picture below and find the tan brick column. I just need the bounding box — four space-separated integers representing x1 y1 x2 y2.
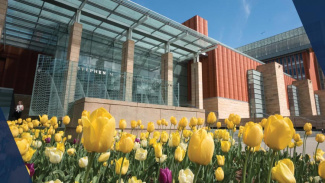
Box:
120 40 135 102
191 61 203 109
63 22 82 113
161 52 173 106
256 62 290 116
314 90 325 116
0 0 8 39
293 79 317 116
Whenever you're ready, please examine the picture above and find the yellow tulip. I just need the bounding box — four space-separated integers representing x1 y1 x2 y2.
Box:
260 118 267 128
227 121 234 129
128 176 144 183
10 126 19 137
264 115 295 150
304 123 312 132
170 116 177 126
140 132 149 140
215 167 224 181
293 133 300 142
98 152 110 162
21 133 33 145
295 140 303 147
78 119 83 126
149 138 157 146
67 135 72 140
216 155 225 166
153 131 160 140
161 131 169 143
63 116 70 125
318 160 325 179
178 117 188 130
306 130 312 136
221 141 231 153
223 131 230 141
76 125 83 134
22 148 36 162
271 159 296 183
169 132 180 147
288 142 295 148
50 116 58 126
175 146 185 162
119 133 134 154
54 133 62 142
216 122 221 129
316 134 325 143
207 112 217 124
242 122 263 147
115 157 129 175
137 120 142 126
162 119 168 126
82 107 116 153
119 119 127 130
67 148 76 156
188 129 214 165
153 143 162 158
131 120 137 129
32 120 40 127
183 130 192 138
147 122 155 133
22 124 29 132
197 118 204 126
27 122 33 129
157 120 162 126
315 149 325 162
39 114 48 124
232 114 241 125
140 125 144 129
15 138 29 155
103 162 108 167
189 117 198 127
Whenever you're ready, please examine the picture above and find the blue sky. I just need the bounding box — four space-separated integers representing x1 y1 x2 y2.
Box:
132 0 302 48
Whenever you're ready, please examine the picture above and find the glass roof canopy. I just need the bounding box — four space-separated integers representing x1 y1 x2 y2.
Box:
2 0 222 61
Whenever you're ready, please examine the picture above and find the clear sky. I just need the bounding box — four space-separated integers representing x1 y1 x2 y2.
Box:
132 0 303 48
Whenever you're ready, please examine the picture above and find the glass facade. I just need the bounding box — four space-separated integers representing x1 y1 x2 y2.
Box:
247 70 266 118
237 27 311 60
264 52 306 80
315 94 321 115
287 85 300 116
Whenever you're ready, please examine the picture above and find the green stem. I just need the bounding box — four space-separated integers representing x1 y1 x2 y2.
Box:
266 150 277 183
315 142 320 162
302 133 307 157
193 164 202 183
83 152 95 183
118 155 126 183
157 158 161 180
242 147 251 183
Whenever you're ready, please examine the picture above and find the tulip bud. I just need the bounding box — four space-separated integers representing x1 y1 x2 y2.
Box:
216 122 221 129
215 167 224 181
76 125 83 134
79 157 88 168
189 117 198 128
119 133 135 154
170 116 177 126
216 155 225 166
207 112 217 124
62 116 70 125
316 134 325 143
304 123 312 132
119 119 127 130
140 125 144 130
221 141 231 153
147 122 155 133
154 143 163 158
175 146 185 162
178 117 188 129
98 152 110 162
115 157 129 175
67 148 76 156
131 120 137 129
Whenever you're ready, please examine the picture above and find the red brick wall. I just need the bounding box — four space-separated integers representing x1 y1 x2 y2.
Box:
182 15 208 36
302 49 319 91
0 44 42 95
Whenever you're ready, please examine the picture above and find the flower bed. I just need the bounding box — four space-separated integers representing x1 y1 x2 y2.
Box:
8 108 325 183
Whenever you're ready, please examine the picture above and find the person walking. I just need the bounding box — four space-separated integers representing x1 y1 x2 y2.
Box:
14 101 24 120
